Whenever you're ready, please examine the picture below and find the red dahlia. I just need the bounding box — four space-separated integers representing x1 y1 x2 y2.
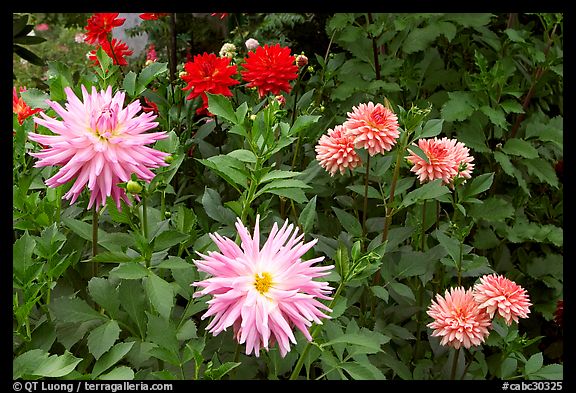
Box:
181 52 240 115
139 13 169 20
13 87 43 125
240 43 298 98
84 13 126 45
89 38 133 66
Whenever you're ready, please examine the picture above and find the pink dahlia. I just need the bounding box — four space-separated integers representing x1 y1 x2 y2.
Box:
192 215 334 357
315 124 362 176
240 43 299 98
343 102 400 156
472 274 531 326
28 85 169 210
427 287 492 349
407 137 474 185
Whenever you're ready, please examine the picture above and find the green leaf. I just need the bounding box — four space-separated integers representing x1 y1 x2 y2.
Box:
109 262 149 280
461 172 494 199
13 232 37 282
14 349 82 379
146 313 180 364
153 230 190 252
206 92 237 124
417 118 444 138
480 105 508 129
264 187 308 204
441 91 479 122
332 207 363 238
500 99 525 114
259 170 300 184
144 272 175 320
520 158 559 188
469 197 515 222
340 362 378 380
87 320 121 360
205 362 242 380
371 286 389 303
92 342 135 378
13 44 46 66
298 195 317 233
255 179 311 198
98 366 135 380
198 155 248 191
524 352 543 375
501 357 517 379
49 296 107 324
227 149 257 163
91 251 139 264
118 280 147 338
400 179 450 208
176 319 198 341
123 71 137 97
20 88 50 110
502 139 539 159
88 277 120 317
62 217 106 242
201 187 237 226
389 282 416 302
289 115 321 136
346 184 382 199
136 62 168 95
531 364 563 380
321 333 385 354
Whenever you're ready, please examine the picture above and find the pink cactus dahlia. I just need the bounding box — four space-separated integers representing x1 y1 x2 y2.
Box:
192 215 334 357
28 85 169 210
406 137 474 185
343 102 400 156
427 287 492 350
472 274 532 326
315 124 362 176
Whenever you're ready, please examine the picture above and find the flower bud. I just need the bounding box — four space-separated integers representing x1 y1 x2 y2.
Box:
245 38 259 51
164 155 174 164
275 95 286 107
307 65 314 73
127 180 143 195
296 53 308 68
219 43 237 58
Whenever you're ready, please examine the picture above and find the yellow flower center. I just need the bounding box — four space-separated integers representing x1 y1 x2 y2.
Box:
254 272 273 294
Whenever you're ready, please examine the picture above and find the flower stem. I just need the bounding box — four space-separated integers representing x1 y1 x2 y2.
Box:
92 206 99 276
289 280 345 380
450 347 461 380
362 154 371 244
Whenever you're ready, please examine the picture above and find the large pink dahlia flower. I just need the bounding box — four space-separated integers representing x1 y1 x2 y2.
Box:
28 85 169 210
427 287 492 350
343 102 400 156
472 274 531 326
315 124 362 176
406 137 474 185
192 215 334 357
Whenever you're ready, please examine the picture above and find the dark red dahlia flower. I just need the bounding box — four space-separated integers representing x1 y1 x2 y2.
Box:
240 43 298 98
84 13 126 45
181 52 240 115
554 299 563 328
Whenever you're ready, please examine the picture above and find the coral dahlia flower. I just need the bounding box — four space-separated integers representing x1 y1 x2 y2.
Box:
407 137 475 185
28 85 169 210
13 87 43 125
427 287 492 350
192 215 334 357
240 43 299 98
181 52 240 115
84 13 126 45
343 102 400 156
315 124 362 176
472 274 531 326
89 38 133 66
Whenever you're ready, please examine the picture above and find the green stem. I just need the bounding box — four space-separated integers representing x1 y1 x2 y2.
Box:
289 280 346 380
381 141 404 243
450 347 461 380
92 206 99 276
362 154 371 244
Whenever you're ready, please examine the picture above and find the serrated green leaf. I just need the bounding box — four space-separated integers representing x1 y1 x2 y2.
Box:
524 352 543 375
417 118 444 138
389 282 416 302
400 179 450 208
441 91 479 122
227 149 257 163
123 71 137 97
502 139 539 159
88 277 120 317
98 366 135 380
118 280 147 338
461 172 494 199
109 262 149 279
206 92 237 124
87 320 121 360
520 158 559 188
469 197 515 222
259 170 300 184
14 350 82 379
153 230 190 252
49 296 107 324
92 342 135 378
289 115 320 136
144 272 175 320
19 88 50 110
201 187 237 225
136 62 167 95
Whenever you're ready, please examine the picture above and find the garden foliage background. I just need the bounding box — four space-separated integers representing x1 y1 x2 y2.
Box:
12 12 564 381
